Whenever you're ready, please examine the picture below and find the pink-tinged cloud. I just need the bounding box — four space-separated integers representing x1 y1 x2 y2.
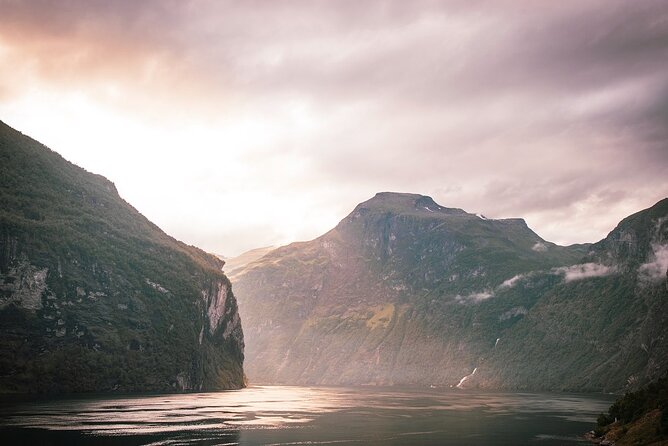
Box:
0 0 666 255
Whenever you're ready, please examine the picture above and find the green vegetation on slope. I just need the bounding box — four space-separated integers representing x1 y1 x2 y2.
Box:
232 192 603 387
0 120 244 393
592 374 668 445
483 198 668 392
232 192 667 391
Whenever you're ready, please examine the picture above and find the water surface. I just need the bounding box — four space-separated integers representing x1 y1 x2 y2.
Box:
0 385 613 445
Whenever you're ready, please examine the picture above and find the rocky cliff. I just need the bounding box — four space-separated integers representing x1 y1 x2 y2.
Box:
0 120 245 393
232 192 667 392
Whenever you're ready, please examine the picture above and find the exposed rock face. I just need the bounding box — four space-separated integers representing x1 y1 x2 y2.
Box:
206 282 229 334
0 120 245 393
0 258 47 311
233 193 668 392
203 280 244 343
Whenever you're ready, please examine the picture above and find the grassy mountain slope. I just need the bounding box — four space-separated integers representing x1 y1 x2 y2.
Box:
592 373 668 445
232 192 601 387
233 193 667 391
224 246 275 279
479 198 668 391
0 120 245 393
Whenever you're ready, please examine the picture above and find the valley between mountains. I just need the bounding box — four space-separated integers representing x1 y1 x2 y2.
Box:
1 119 667 396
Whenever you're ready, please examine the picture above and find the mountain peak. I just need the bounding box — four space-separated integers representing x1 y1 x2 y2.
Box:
354 192 467 216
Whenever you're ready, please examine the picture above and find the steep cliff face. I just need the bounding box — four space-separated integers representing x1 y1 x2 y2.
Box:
231 192 587 387
0 120 245 393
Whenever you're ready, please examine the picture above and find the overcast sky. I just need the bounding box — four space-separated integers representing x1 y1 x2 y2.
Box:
1 0 667 256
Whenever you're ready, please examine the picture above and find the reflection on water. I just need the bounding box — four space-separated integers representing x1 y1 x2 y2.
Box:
0 385 613 445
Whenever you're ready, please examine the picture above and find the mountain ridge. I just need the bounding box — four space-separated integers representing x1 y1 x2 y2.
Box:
231 192 667 391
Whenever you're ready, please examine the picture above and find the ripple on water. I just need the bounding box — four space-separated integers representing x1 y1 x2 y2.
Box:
0 386 614 445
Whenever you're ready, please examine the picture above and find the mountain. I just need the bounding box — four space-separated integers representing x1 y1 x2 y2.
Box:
232 192 668 392
224 246 276 279
0 121 245 393
480 198 668 391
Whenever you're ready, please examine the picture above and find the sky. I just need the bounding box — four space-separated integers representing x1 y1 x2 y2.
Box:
1 0 667 256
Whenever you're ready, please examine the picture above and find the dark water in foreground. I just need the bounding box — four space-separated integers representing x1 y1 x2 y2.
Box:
0 386 614 445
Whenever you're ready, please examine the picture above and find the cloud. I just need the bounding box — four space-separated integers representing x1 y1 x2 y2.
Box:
532 243 548 252
553 263 616 283
499 306 528 321
455 290 494 304
638 217 668 283
0 1 666 254
499 261 619 289
638 244 668 283
498 274 526 289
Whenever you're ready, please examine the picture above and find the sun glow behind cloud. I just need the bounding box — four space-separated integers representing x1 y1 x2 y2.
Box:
0 84 338 254
0 0 666 255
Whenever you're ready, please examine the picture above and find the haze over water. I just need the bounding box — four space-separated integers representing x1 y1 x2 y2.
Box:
0 386 613 445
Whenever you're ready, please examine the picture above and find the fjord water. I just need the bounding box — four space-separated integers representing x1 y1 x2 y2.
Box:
0 386 613 445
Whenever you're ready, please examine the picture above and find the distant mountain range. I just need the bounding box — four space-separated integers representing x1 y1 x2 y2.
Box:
224 246 276 279
0 121 245 393
231 192 668 392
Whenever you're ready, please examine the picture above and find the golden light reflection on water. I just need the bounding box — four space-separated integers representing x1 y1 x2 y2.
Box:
0 386 615 445
1 386 349 434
